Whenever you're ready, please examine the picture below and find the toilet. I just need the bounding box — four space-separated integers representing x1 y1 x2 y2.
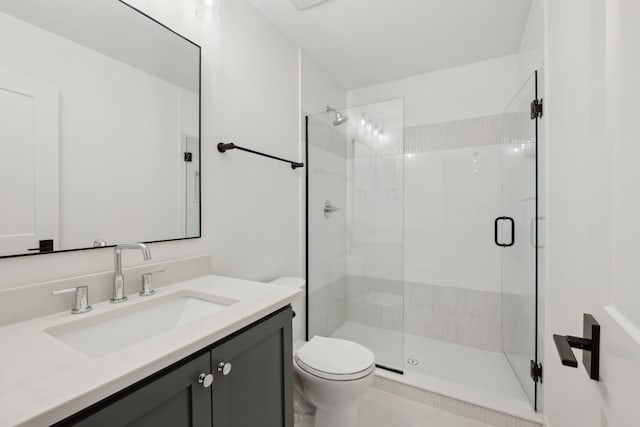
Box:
269 277 376 427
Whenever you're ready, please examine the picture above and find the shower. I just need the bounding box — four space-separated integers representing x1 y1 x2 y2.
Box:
307 74 541 414
326 106 349 126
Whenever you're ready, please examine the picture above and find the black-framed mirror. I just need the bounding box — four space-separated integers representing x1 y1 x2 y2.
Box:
0 0 201 258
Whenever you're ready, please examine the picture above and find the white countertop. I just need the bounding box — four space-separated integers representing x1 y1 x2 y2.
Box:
0 274 301 426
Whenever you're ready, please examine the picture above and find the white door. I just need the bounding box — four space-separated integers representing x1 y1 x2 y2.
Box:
544 1 640 426
0 68 58 255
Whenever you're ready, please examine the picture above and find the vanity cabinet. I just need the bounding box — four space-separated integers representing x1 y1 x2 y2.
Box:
57 307 293 427
71 353 212 427
212 308 293 427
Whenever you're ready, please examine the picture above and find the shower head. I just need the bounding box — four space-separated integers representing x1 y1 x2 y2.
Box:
326 106 349 126
333 113 348 126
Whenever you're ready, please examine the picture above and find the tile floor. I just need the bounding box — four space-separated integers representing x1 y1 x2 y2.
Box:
295 389 492 427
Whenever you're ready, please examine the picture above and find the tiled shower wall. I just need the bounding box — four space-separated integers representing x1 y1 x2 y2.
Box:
309 275 347 338
345 277 501 352
310 275 502 352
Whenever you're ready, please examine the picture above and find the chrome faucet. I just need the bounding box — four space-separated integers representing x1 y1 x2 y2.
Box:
111 243 151 303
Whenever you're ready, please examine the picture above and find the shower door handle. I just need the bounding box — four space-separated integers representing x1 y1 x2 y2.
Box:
494 217 514 247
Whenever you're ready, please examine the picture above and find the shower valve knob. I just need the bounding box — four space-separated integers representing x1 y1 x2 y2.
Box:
323 200 340 218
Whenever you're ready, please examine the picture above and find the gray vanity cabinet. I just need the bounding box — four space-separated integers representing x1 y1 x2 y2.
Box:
71 353 212 427
212 307 293 427
58 307 293 427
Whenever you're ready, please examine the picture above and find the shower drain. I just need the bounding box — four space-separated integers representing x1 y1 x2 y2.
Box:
407 358 419 366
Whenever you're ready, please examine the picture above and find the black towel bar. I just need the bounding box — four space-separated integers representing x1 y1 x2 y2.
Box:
218 142 304 169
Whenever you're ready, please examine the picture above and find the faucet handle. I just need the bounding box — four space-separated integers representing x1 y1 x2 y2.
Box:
52 286 92 314
140 269 165 297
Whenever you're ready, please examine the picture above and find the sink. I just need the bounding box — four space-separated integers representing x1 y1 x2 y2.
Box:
46 291 237 358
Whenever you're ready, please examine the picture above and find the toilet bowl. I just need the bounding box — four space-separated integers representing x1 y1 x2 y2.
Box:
269 277 376 427
294 336 375 427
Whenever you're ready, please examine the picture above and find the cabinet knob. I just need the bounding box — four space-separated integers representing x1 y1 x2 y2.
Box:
218 362 232 376
198 373 214 388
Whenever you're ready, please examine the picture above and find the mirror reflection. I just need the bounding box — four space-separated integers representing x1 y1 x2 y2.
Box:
0 0 201 257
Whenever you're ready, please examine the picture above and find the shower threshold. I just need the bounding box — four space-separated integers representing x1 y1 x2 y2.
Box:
331 321 542 424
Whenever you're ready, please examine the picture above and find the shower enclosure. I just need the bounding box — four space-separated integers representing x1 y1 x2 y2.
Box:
306 72 540 411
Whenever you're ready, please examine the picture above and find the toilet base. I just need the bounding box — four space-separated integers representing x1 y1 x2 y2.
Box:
313 404 358 427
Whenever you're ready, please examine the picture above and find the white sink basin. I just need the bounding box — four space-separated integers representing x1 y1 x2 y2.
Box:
46 291 237 358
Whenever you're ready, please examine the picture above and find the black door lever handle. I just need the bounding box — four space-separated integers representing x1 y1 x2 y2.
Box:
553 313 600 380
553 335 592 367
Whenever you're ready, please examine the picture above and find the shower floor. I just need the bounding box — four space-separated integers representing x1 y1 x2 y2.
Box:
331 321 539 422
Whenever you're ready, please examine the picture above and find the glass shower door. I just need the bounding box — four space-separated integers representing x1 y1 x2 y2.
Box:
499 71 539 408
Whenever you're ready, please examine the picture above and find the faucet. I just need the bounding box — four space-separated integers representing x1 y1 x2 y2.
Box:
111 243 152 303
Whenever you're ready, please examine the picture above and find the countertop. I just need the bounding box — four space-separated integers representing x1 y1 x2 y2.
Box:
0 274 301 426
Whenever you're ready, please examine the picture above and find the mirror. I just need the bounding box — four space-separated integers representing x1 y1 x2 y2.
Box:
0 0 201 258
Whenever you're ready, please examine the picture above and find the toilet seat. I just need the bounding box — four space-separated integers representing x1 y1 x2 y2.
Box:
294 336 375 381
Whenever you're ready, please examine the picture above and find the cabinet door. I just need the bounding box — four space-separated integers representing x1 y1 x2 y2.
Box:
212 308 293 427
68 353 212 427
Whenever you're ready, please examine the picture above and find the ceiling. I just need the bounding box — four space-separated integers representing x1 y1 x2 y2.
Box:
248 0 533 89
0 0 200 92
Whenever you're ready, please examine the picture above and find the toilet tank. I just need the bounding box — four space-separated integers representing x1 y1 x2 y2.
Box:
269 277 306 346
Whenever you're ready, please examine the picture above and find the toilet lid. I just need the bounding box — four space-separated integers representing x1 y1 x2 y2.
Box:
295 336 375 380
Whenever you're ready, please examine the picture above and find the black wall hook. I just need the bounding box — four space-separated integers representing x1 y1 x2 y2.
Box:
218 142 304 169
553 313 600 381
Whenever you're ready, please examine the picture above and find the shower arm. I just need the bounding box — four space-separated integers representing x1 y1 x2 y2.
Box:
217 142 305 169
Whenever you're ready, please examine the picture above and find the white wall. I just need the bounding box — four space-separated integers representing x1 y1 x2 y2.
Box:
348 54 522 128
543 0 608 424
0 0 304 289
206 0 301 282
301 50 346 115
518 0 545 82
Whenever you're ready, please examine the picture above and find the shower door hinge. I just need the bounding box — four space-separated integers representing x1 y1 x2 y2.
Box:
531 98 543 119
184 152 193 162
530 360 543 383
